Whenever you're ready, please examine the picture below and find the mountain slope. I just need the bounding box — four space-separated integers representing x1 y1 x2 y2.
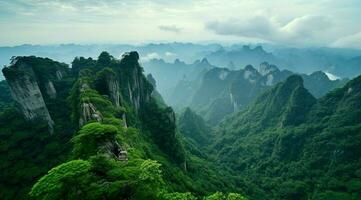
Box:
212 75 361 200
143 58 215 101
178 108 212 147
0 52 245 200
183 62 345 126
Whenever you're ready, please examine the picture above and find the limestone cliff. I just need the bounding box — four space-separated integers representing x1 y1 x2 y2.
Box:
2 59 54 133
107 74 121 108
45 81 57 99
2 56 70 133
118 52 153 113
77 81 103 127
79 101 103 127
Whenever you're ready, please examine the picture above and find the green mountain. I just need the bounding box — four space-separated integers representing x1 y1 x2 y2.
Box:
212 74 361 199
178 108 212 147
0 52 246 200
183 62 345 126
143 58 215 103
1 49 360 200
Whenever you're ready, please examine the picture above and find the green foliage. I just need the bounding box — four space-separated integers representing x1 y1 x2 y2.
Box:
10 51 361 200
0 108 73 200
2 52 239 200
312 191 357 200
29 160 92 200
204 192 226 200
71 56 96 76
72 123 118 159
94 67 116 95
0 80 13 110
204 192 248 200
162 192 197 200
211 75 361 199
141 100 186 164
178 107 211 146
97 51 113 67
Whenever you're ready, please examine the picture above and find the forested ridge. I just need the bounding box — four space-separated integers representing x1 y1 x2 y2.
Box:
0 50 360 200
0 52 245 200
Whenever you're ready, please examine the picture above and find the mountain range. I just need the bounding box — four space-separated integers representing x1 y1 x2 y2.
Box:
208 74 361 199
0 50 361 200
1 43 361 81
169 62 346 125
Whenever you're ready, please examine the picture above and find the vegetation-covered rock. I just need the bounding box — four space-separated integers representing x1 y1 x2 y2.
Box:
212 75 361 199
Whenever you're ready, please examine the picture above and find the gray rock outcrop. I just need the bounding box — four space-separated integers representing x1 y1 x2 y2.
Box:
120 52 152 113
2 61 54 133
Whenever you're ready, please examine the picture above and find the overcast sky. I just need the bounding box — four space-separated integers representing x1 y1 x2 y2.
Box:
0 0 360 48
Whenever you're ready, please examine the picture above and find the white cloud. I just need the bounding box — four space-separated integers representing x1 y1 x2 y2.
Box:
140 52 161 62
0 0 360 48
206 15 334 46
331 31 361 48
165 52 177 57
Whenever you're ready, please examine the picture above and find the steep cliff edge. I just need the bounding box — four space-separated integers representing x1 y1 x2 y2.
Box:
2 56 70 133
2 58 54 133
118 52 153 113
1 51 238 200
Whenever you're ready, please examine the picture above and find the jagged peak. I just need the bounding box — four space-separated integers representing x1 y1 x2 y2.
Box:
120 51 140 64
258 62 280 76
200 58 210 65
3 56 68 83
244 74 315 127
309 71 330 81
174 58 186 65
253 46 264 52
244 64 256 71
204 67 230 81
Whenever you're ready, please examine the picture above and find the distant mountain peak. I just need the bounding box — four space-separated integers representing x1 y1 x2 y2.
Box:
200 58 210 65
244 64 256 71
121 51 139 61
174 58 186 65
258 62 280 76
240 74 316 127
254 46 264 52
309 71 329 80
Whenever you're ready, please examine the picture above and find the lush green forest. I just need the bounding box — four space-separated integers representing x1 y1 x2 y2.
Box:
0 50 360 200
0 52 246 200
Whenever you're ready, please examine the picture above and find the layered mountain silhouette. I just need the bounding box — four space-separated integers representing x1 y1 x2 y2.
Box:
173 62 346 125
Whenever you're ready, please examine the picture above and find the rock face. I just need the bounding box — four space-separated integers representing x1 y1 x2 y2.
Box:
102 139 128 161
106 73 121 108
120 52 153 113
79 102 103 127
2 60 54 133
45 81 57 99
258 62 279 76
78 82 103 127
104 72 127 127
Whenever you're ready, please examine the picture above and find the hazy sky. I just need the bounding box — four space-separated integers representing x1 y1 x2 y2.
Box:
0 0 361 48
